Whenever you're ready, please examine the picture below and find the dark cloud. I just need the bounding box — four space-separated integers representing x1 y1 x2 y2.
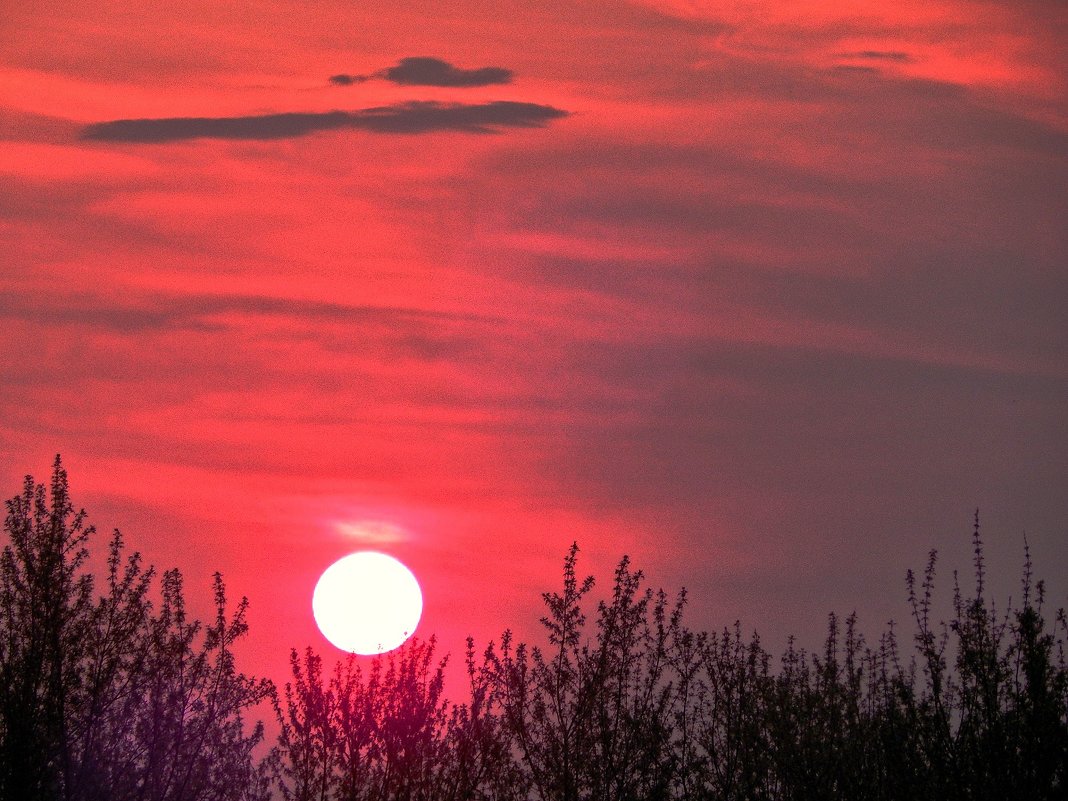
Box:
328 73 368 86
354 100 565 133
326 58 512 89
80 101 568 142
82 110 352 142
380 57 512 87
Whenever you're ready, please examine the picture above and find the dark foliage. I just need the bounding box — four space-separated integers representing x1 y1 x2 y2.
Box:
276 534 1067 801
4 461 1066 800
0 458 272 801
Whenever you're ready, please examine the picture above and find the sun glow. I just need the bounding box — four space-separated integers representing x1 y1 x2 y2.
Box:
312 551 423 655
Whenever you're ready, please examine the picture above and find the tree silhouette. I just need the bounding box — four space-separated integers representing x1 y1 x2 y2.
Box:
273 636 517 801
3 460 1067 800
0 458 271 801
493 545 679 801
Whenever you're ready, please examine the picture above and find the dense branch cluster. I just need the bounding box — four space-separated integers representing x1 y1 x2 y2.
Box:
3 460 1067 800
0 459 272 801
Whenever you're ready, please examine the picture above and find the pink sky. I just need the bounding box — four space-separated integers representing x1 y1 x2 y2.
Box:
2 0 1066 689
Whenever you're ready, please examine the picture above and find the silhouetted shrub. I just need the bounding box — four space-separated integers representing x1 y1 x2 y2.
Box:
272 636 524 801
0 458 271 801
492 546 679 801
4 461 1066 800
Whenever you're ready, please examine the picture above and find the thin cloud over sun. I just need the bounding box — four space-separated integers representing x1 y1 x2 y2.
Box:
334 520 409 545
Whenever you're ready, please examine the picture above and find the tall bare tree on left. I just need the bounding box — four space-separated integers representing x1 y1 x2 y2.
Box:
0 457 273 801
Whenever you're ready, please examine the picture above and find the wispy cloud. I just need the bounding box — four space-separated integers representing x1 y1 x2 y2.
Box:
838 50 913 62
81 101 568 143
0 292 496 335
335 520 409 545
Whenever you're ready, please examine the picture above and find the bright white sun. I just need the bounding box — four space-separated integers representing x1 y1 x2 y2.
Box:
312 551 423 655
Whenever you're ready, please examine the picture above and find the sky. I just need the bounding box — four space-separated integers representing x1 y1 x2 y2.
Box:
1 0 1066 688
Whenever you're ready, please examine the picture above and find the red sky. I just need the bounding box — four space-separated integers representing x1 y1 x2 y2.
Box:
2 0 1066 688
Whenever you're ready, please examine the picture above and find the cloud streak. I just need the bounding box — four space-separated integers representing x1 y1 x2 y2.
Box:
0 291 493 334
81 101 568 143
839 50 913 62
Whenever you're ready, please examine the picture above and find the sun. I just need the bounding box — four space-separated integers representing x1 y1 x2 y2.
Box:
312 551 423 655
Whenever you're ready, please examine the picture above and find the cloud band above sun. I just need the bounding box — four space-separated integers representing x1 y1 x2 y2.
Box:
81 100 569 143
